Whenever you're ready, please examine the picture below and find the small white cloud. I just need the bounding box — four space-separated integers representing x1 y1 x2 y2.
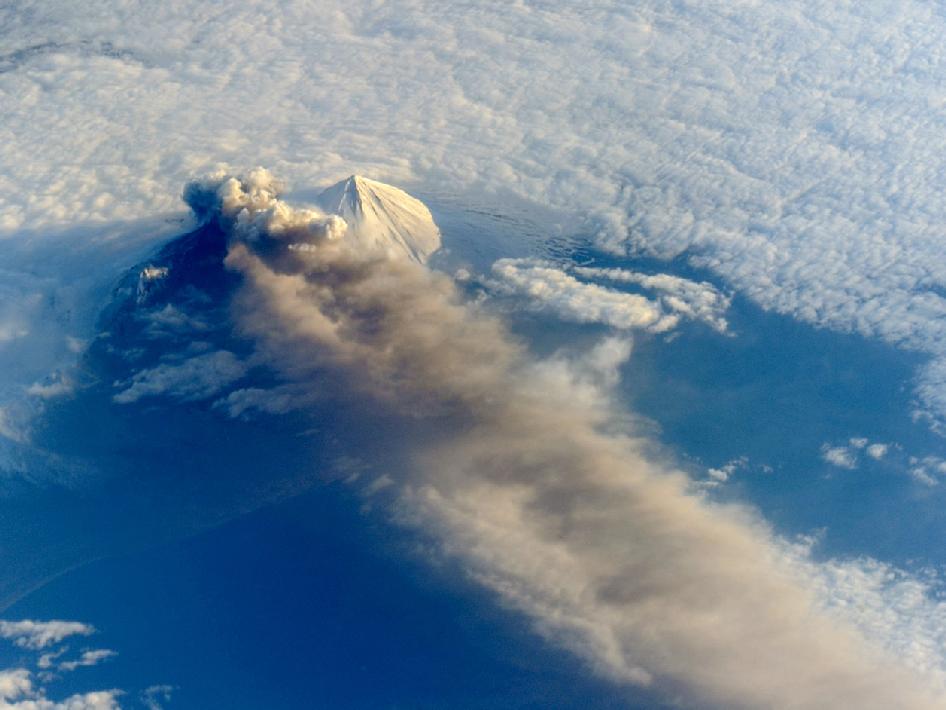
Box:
849 437 869 449
908 456 946 487
822 444 857 470
58 649 116 673
490 259 677 332
866 443 889 460
705 456 749 485
573 266 732 334
213 385 303 418
114 350 248 404
37 648 66 670
140 685 175 710
25 374 73 400
0 620 93 650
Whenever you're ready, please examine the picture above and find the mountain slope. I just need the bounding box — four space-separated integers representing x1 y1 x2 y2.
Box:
317 176 441 263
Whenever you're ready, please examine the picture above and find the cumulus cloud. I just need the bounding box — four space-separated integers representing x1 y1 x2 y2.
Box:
821 438 895 471
866 443 889 460
0 668 120 710
490 259 678 333
113 349 248 404
203 171 945 709
0 621 93 651
705 456 749 487
0 620 121 710
822 444 858 470
0 671 32 702
573 266 732 334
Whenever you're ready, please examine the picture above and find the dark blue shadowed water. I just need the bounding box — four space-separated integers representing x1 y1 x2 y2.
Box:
4 485 667 709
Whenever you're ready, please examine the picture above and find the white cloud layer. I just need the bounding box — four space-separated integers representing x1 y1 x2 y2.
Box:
5 1 946 416
206 171 946 709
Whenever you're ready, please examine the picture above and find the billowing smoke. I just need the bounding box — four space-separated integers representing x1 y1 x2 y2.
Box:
185 171 945 709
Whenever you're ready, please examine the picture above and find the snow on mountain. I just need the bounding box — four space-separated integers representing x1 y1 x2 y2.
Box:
317 176 441 264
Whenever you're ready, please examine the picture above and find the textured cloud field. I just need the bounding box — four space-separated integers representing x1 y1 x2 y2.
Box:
4 1 946 708
4 0 946 418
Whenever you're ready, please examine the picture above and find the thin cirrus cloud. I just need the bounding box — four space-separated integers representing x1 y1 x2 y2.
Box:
4 1 946 419
185 170 946 709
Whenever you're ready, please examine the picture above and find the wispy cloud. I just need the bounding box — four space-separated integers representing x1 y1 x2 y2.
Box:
58 650 116 673
113 349 248 404
0 621 93 651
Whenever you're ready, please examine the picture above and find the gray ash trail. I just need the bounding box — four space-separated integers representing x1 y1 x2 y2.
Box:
189 169 945 710
4 167 939 707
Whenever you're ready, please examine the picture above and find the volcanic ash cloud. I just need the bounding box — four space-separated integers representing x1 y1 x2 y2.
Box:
184 170 945 710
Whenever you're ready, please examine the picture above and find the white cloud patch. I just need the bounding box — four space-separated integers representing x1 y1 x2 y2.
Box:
213 385 305 419
822 444 858 470
57 650 116 673
867 443 890 460
573 266 731 334
25 373 73 400
0 671 32 702
705 456 749 487
909 457 946 487
113 349 248 404
0 621 93 651
490 259 677 333
489 259 733 335
821 438 893 470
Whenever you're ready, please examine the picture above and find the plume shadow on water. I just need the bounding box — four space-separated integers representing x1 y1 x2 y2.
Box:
4 484 669 709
